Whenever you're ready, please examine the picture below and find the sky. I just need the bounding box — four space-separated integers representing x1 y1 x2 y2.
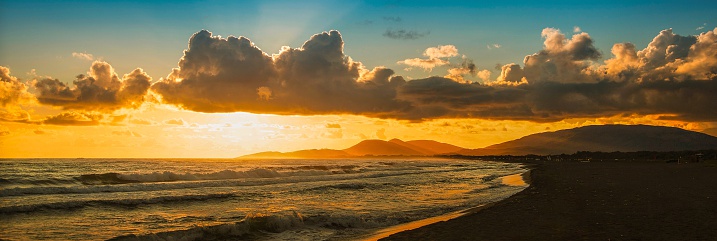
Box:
1 0 716 158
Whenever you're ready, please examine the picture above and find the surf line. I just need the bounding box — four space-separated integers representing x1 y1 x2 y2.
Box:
359 170 531 241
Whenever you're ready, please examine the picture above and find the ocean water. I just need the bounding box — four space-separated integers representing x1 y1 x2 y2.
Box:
0 158 527 240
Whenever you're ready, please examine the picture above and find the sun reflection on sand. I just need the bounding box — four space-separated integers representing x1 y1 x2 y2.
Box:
360 172 529 241
360 209 470 241
501 173 528 186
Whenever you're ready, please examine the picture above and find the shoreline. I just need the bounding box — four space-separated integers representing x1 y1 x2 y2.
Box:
380 161 717 240
359 171 532 241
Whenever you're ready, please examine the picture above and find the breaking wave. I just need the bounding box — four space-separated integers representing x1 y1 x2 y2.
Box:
0 193 234 214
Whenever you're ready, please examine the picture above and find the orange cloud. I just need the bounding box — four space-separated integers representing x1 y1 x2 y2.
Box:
1 66 36 123
32 61 151 112
398 45 459 70
71 52 94 61
42 112 103 126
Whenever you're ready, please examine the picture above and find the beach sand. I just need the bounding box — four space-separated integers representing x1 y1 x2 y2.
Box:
381 161 717 241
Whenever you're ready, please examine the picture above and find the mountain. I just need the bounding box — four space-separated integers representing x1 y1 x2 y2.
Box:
388 139 435 155
405 140 465 154
344 139 427 156
240 125 717 158
241 149 351 159
459 125 717 156
240 139 465 158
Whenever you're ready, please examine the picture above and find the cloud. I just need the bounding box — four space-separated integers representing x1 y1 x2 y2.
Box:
598 27 717 81
674 27 717 79
424 45 459 58
392 27 717 121
521 28 602 83
146 27 717 122
164 118 185 125
573 26 582 33
1 66 36 123
0 106 31 123
697 23 707 31
398 45 458 70
383 29 428 40
71 52 94 61
1 66 35 107
444 58 486 83
325 123 341 128
153 30 410 117
399 57 449 70
496 63 525 83
42 112 103 126
487 44 502 49
476 69 492 82
32 61 151 112
129 118 154 125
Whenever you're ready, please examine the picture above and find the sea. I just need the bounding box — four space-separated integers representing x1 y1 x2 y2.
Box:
0 158 527 241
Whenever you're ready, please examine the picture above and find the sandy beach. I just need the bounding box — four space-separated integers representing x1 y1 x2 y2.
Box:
382 161 717 241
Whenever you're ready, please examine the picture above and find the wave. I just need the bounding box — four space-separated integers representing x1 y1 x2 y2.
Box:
0 166 492 197
0 193 234 214
107 211 306 241
106 210 395 241
77 173 140 185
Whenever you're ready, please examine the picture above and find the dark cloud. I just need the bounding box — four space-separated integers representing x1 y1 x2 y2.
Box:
397 77 717 122
148 27 717 122
153 30 411 117
32 61 151 112
42 112 103 126
383 29 429 40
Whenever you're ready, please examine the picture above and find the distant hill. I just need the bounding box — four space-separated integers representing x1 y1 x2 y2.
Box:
241 149 351 159
344 139 426 156
240 125 717 158
240 139 465 158
405 140 465 154
459 125 717 156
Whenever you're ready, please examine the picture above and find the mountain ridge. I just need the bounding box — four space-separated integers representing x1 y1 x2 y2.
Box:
240 125 717 158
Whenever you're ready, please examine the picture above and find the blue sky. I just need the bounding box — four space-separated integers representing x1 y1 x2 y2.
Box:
2 0 715 82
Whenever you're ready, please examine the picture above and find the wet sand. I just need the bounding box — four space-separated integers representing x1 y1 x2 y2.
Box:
382 161 717 241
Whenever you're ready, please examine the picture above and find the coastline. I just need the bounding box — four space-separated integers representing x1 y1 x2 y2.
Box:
381 161 717 241
359 171 532 241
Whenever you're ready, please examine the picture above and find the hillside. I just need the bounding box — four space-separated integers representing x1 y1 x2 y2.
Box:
241 149 351 159
460 125 717 156
240 139 464 158
343 140 426 156
405 140 465 154
241 125 717 158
